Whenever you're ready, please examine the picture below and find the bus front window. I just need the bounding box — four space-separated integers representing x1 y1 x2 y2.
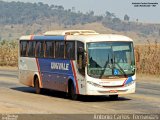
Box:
87 42 135 78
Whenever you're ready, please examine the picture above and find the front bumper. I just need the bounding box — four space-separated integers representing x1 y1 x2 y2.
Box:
85 81 136 95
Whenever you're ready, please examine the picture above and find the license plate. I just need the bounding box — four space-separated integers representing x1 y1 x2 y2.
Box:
109 90 118 93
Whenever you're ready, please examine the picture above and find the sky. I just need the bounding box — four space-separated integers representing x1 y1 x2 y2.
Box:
3 0 160 23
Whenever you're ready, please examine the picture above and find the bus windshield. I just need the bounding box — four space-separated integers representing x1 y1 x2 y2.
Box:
87 42 135 78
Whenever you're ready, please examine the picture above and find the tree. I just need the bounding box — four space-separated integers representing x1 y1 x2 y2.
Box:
112 18 121 23
89 11 94 16
136 18 139 22
105 11 115 19
57 5 64 10
124 14 130 21
71 7 75 12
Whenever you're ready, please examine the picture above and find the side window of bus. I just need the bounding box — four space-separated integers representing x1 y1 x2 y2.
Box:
55 41 64 59
65 41 75 60
28 41 36 57
77 41 85 76
36 41 44 58
20 41 27 57
45 41 54 58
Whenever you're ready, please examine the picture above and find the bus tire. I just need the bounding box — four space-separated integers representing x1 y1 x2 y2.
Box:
109 95 118 100
68 81 78 100
71 82 78 100
34 77 41 94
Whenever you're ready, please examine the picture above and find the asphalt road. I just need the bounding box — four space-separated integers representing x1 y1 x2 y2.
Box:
0 70 160 119
0 69 18 78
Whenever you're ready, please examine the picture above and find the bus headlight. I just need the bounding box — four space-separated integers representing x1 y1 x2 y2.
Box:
87 81 102 88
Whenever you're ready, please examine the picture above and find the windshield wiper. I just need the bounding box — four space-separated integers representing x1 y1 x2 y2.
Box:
113 55 127 77
99 54 110 78
114 63 127 77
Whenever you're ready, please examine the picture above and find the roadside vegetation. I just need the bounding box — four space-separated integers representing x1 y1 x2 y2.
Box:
136 41 160 75
0 40 18 66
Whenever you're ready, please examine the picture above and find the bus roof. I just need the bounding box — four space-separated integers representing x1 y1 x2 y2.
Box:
19 30 133 43
66 34 133 43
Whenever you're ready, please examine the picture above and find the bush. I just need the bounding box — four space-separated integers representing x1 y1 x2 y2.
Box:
135 41 160 75
0 40 18 66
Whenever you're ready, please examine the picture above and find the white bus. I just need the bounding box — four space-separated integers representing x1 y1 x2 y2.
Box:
19 30 136 100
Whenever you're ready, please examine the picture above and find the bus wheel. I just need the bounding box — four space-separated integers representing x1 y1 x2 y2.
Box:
34 77 41 94
70 82 78 100
109 95 118 100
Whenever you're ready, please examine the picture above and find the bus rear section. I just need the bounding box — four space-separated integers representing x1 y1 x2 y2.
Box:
19 33 86 100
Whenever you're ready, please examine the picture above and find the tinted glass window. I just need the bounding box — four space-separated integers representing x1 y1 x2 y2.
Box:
20 41 28 57
65 42 75 60
55 41 64 59
45 41 54 58
28 41 36 57
36 41 44 57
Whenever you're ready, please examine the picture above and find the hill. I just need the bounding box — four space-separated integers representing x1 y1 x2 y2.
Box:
0 1 160 44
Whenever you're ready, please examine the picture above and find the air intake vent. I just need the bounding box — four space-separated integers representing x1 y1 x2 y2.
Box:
44 30 99 36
